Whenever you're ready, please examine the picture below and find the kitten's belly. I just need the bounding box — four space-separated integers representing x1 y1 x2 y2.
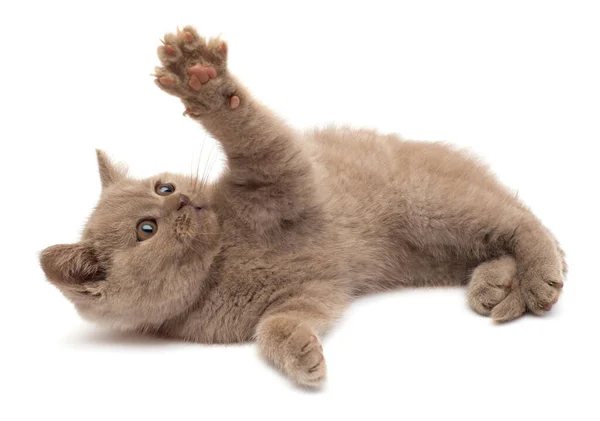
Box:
305 127 493 290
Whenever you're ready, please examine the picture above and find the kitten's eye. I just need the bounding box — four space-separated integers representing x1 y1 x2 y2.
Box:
136 220 158 241
155 183 175 196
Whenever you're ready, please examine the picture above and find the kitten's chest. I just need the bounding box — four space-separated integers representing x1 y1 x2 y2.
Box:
224 234 344 281
182 241 340 343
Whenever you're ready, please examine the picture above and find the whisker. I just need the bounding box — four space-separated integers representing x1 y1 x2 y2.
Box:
202 143 217 188
194 137 206 193
200 145 210 188
190 152 196 192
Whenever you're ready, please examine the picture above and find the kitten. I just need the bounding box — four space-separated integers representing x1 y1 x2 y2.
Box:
40 26 566 387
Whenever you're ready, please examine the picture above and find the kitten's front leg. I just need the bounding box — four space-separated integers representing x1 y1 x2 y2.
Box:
255 283 350 387
256 315 327 387
154 27 313 230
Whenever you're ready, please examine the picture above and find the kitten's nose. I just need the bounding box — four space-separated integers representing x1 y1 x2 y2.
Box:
178 194 191 210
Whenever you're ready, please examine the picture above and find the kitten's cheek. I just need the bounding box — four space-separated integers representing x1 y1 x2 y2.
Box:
191 208 205 233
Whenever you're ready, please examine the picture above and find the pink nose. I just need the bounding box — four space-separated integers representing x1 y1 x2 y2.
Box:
178 194 191 210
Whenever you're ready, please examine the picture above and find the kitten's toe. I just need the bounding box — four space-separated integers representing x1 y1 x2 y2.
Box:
468 281 511 315
468 256 516 317
177 26 211 54
180 26 202 49
491 290 526 323
153 69 182 93
521 275 563 316
285 328 327 388
157 33 182 64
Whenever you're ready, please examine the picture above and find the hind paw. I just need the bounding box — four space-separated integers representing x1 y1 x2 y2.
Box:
468 256 525 322
520 270 564 316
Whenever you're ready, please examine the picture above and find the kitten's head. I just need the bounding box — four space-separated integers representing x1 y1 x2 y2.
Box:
40 150 221 330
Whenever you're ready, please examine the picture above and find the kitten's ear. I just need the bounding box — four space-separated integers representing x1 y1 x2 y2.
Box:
40 243 106 287
96 149 127 188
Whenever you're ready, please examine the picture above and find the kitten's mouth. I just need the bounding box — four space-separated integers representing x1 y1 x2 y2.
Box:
179 195 206 214
192 205 210 223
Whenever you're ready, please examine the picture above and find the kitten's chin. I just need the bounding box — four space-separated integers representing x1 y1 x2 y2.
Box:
81 311 159 332
103 319 141 332
76 304 165 332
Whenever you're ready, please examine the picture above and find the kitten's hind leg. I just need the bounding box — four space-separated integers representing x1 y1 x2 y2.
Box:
468 256 526 322
404 180 565 319
466 215 565 321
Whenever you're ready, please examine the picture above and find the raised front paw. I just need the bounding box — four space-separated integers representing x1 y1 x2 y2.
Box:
154 26 240 115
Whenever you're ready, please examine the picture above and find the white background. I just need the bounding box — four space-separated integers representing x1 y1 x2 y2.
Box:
1 1 599 420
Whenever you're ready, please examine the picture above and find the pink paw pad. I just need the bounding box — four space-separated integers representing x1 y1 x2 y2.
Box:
187 64 217 85
188 75 202 91
230 95 240 109
164 45 176 56
159 76 175 87
206 67 217 79
217 41 227 54
184 31 194 42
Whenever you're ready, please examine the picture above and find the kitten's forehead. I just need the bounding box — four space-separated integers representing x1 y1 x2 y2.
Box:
102 180 158 212
82 180 159 244
100 180 158 215
83 173 207 241
92 172 184 218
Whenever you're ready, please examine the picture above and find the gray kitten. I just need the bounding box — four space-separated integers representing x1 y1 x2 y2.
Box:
40 26 566 387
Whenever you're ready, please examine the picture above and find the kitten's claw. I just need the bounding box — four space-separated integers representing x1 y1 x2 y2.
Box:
548 280 563 288
183 107 202 117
